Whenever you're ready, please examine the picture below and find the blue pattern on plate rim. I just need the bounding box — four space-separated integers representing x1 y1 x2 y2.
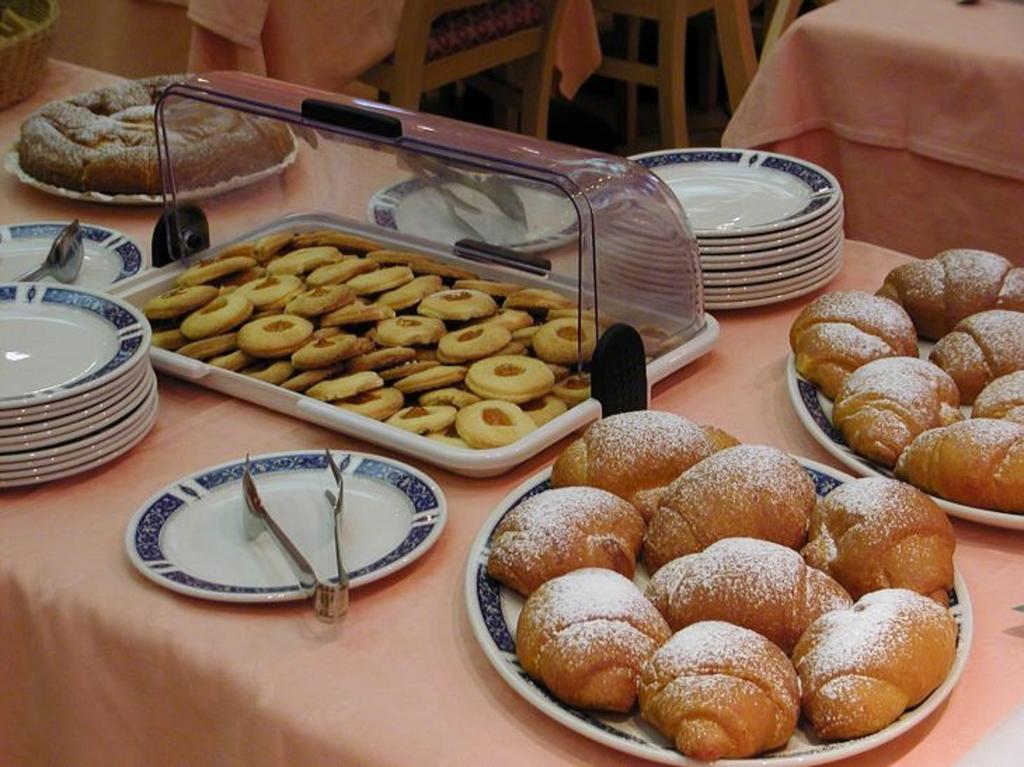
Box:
634 150 743 169
41 287 140 330
0 285 14 302
113 240 143 279
134 452 441 595
4 224 143 281
473 466 968 756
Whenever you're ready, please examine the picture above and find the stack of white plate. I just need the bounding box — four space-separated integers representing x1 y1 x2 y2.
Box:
631 148 845 310
0 283 157 488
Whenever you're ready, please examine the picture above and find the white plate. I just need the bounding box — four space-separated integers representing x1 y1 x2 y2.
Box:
367 175 578 253
465 460 972 767
0 368 156 451
705 256 843 311
702 246 837 286
0 359 149 426
0 383 158 472
4 141 298 207
0 282 150 409
700 223 844 272
695 205 843 251
0 222 144 288
630 149 841 236
785 353 1024 531
124 450 447 603
703 243 843 298
0 396 157 488
699 216 842 261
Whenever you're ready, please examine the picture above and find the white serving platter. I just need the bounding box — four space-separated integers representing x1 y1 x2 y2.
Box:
465 460 972 766
630 149 842 237
124 450 447 603
785 353 1024 531
0 221 144 288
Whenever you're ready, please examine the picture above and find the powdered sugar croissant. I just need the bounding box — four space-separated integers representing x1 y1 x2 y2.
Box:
516 568 671 712
973 371 1024 424
929 309 1024 404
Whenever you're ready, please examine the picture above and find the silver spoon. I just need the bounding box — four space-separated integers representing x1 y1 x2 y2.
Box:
16 220 85 283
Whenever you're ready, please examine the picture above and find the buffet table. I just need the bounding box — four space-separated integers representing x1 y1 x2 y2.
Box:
2 61 1023 766
722 0 1024 265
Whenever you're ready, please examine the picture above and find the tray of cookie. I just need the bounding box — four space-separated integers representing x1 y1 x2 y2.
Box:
465 410 971 764
113 73 718 477
784 248 1024 530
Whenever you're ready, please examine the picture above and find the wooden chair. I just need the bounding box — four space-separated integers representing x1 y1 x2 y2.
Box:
762 0 833 60
594 0 759 148
359 0 568 139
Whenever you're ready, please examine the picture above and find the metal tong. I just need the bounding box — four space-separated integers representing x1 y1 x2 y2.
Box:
242 454 348 621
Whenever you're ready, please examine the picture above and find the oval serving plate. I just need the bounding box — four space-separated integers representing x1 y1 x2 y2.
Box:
785 353 1024 531
465 459 972 766
125 450 447 603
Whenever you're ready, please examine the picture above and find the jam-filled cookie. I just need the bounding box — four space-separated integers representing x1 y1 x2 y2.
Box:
503 288 573 313
238 314 315 358
335 387 405 420
427 424 471 448
377 275 443 311
242 359 295 385
152 328 187 350
347 265 414 295
266 246 345 276
495 340 528 356
208 349 253 372
366 249 424 266
306 371 385 402
378 360 441 382
532 317 597 364
284 284 357 317
236 274 305 309
418 387 481 408
252 231 294 263
455 400 537 448
306 258 378 288
437 324 512 363
280 365 345 393
553 373 591 404
347 346 417 372
175 255 258 287
386 405 458 434
292 230 383 254
143 284 218 320
465 355 555 403
220 265 267 288
453 279 523 298
520 394 568 427
291 333 368 370
319 300 395 327
375 315 447 347
394 365 468 394
408 257 478 281
546 363 571 381
418 289 497 321
180 292 254 340
479 309 534 332
176 332 238 360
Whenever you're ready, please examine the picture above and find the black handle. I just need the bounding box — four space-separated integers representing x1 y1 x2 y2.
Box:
301 99 403 140
453 239 550 276
591 323 649 416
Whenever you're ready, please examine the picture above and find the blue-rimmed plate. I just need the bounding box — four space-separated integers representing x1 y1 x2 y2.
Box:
0 221 144 288
630 149 842 237
125 450 447 603
0 282 150 410
367 176 578 253
465 459 972 766
785 353 1024 531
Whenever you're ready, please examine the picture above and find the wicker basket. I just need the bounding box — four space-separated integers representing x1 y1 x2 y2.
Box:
0 0 59 110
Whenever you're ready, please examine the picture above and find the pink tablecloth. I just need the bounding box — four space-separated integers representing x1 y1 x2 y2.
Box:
723 0 1024 265
187 0 601 100
2 60 1024 767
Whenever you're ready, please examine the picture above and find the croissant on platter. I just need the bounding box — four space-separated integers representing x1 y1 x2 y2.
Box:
516 568 671 712
638 621 800 761
789 290 919 399
973 371 1024 424
792 589 957 740
832 357 963 468
550 410 738 521
802 477 955 604
645 537 852 653
894 418 1024 513
928 309 1024 404
876 248 1024 340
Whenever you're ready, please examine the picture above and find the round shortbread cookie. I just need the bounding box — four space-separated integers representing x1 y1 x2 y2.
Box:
418 387 481 408
319 300 395 327
335 387 405 420
532 317 597 364
394 365 468 394
494 340 528 356
238 314 315 358
242 359 295 385
426 424 472 448
252 232 294 263
437 324 512 363
519 394 568 426
177 332 238 360
143 284 218 320
375 315 447 347
418 289 497 321
455 400 537 448
553 373 591 404
291 231 383 254
152 328 186 350
236 274 304 309
306 371 385 402
219 266 267 288
175 255 258 287
453 279 522 298
306 258 378 288
386 405 457 434
377 275 444 311
347 346 417 372
285 284 357 317
266 246 345 275
478 309 534 332
366 250 423 266
208 348 254 372
280 365 345 393
378 360 441 382
291 333 369 370
465 355 555 403
408 258 478 281
180 292 254 340
503 288 573 313
347 265 414 295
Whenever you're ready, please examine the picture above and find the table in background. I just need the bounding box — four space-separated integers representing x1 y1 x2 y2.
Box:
723 0 1024 265
2 60 1023 767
